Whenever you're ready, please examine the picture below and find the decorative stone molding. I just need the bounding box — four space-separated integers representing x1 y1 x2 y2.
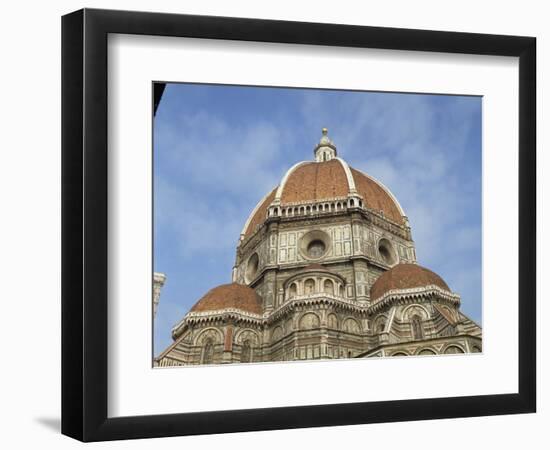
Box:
172 308 264 339
369 285 461 315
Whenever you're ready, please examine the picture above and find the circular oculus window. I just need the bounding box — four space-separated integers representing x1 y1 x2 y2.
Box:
307 239 326 258
245 253 259 283
378 238 396 265
299 230 330 260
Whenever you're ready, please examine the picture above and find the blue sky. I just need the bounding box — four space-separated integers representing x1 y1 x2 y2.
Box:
153 83 482 355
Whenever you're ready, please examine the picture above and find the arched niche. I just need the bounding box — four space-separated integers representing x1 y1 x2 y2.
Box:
299 312 320 330
343 317 361 334
402 304 430 321
444 345 465 354
272 326 283 342
374 315 387 333
417 348 436 356
323 279 334 295
410 315 424 340
327 313 338 329
201 338 215 364
288 282 298 299
240 340 252 363
195 327 223 346
304 278 316 295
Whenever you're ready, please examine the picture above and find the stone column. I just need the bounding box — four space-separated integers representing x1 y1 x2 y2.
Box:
320 308 329 359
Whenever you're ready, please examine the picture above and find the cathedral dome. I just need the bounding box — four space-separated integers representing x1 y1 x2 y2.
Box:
277 160 403 222
190 283 262 315
241 129 406 240
370 263 451 301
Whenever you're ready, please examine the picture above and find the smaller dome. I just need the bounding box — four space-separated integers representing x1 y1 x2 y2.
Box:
370 263 451 301
190 283 262 315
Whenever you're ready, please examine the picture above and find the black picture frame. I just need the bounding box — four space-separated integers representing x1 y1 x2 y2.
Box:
61 8 536 442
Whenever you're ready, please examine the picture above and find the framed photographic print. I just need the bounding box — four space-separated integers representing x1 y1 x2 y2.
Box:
61 8 536 442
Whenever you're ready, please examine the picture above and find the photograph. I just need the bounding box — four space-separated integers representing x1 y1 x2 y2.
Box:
152 83 482 366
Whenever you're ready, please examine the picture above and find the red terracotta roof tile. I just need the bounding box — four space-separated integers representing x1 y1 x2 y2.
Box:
190 283 262 314
370 263 450 301
350 168 403 224
280 160 349 203
243 188 277 239
242 160 405 239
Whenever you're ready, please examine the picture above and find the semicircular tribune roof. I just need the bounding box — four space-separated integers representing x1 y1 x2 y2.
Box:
370 263 451 301
190 283 262 315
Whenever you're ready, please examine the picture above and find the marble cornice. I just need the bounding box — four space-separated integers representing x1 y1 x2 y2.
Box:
368 285 460 315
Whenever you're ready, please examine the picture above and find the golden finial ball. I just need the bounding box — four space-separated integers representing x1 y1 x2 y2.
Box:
322 127 328 135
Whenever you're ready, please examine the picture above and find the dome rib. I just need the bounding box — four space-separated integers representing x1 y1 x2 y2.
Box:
241 188 277 239
334 157 357 193
280 159 349 204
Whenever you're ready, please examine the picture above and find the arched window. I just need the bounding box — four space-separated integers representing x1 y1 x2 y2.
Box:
272 326 283 341
202 338 214 364
299 313 320 330
377 320 386 333
304 279 315 295
411 315 424 340
343 318 360 333
418 348 436 356
323 279 334 295
241 340 252 363
444 345 465 354
378 238 395 265
288 283 297 299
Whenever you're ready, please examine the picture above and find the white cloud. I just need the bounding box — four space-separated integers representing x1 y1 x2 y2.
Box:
157 111 285 199
155 112 293 260
298 91 482 323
